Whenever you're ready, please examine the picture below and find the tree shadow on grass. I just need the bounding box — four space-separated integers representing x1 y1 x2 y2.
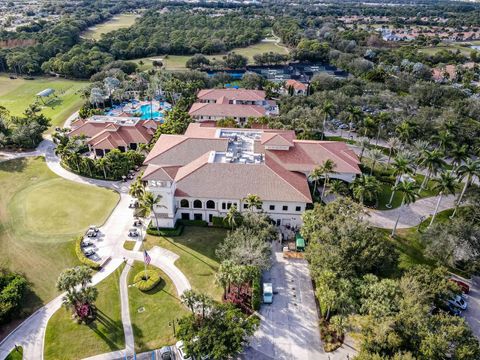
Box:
0 157 28 172
89 309 124 351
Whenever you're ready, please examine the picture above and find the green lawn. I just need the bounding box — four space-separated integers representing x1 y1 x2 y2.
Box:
418 44 474 57
128 261 189 352
132 39 289 72
82 14 139 40
0 157 119 312
5 347 23 360
0 75 87 130
144 226 226 300
44 264 125 360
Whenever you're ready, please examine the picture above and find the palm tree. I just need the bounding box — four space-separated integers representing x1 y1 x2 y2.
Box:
412 139 430 153
429 171 458 227
449 144 469 168
386 137 401 165
225 204 241 230
368 148 383 176
129 180 145 199
215 260 235 299
346 105 363 135
391 181 419 236
139 192 165 230
358 137 370 161
418 149 447 191
243 194 262 211
320 101 334 140
308 166 323 196
451 159 480 218
433 130 454 153
395 121 412 144
387 155 414 208
327 179 348 196
320 159 337 199
96 157 109 179
351 175 381 205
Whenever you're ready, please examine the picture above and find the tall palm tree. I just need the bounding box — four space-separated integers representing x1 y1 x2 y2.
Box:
449 144 469 168
308 166 323 196
451 159 480 218
433 130 454 153
358 137 370 161
346 105 364 135
225 204 241 230
351 175 381 205
368 148 383 176
129 180 145 199
320 159 337 199
215 260 235 299
391 181 419 236
387 155 414 208
386 137 401 165
327 179 348 196
243 194 262 211
395 121 412 144
139 192 165 230
418 149 447 191
320 101 334 140
96 157 109 179
429 171 458 227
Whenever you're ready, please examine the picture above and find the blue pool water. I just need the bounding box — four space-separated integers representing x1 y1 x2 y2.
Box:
140 104 163 120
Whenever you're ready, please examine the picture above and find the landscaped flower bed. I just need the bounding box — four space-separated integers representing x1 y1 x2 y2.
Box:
133 270 161 291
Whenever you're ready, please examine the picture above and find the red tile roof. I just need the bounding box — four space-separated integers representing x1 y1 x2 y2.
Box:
197 88 266 102
188 103 267 118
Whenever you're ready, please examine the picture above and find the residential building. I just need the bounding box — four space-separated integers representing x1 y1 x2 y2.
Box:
69 116 157 157
282 79 308 95
188 88 278 125
142 123 361 229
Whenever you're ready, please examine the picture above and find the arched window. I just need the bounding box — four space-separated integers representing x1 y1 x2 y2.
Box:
180 199 189 208
193 200 202 209
206 200 215 209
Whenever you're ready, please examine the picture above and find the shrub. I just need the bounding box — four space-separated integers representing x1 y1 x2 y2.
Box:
178 219 208 227
212 216 229 228
252 275 262 311
0 270 28 324
147 223 184 237
133 270 161 291
75 237 101 270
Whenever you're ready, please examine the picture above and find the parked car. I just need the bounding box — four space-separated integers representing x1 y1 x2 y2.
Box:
263 283 273 304
83 248 95 257
175 341 192 360
157 346 176 360
133 219 142 227
81 239 93 247
448 295 468 310
88 225 99 233
86 229 97 238
443 303 462 316
450 278 470 294
128 228 139 237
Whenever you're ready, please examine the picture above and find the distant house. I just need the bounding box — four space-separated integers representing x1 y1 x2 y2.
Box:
282 79 308 96
69 117 157 157
188 88 278 125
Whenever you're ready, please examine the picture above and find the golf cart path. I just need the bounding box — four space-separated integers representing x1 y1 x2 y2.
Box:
0 139 191 360
366 194 456 229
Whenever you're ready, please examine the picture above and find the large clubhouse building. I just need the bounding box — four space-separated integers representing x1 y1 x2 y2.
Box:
188 88 278 125
142 123 361 228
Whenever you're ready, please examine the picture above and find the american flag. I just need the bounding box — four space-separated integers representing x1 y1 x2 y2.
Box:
143 250 151 265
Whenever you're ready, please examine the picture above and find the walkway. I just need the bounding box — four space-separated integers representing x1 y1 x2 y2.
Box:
366 194 456 229
0 137 191 360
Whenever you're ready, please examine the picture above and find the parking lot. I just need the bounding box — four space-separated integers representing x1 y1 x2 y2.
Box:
242 243 357 360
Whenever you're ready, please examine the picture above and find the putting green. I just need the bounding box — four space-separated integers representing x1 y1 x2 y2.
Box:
9 178 118 241
0 157 119 308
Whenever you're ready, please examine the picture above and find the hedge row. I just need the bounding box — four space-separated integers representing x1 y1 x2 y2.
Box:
75 237 101 270
252 274 262 311
147 223 184 237
134 270 161 291
178 219 208 227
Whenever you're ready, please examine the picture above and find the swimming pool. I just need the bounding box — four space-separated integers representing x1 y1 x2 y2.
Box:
140 104 163 120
